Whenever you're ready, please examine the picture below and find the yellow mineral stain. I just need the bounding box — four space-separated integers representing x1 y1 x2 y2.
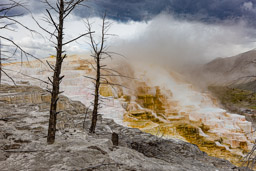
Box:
123 83 251 167
99 85 114 97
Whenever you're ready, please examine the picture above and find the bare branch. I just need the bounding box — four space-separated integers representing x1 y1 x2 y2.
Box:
43 0 59 13
63 32 93 46
0 36 43 62
46 9 59 31
46 60 55 71
84 75 97 81
3 68 51 85
1 68 16 85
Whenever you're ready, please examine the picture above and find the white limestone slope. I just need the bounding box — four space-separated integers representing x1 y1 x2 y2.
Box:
2 55 256 157
133 64 255 151
2 55 125 125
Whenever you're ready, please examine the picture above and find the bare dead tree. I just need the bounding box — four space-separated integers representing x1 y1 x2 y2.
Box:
86 14 111 133
34 0 91 144
85 14 132 133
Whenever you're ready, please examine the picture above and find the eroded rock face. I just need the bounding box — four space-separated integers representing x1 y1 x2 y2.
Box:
0 85 243 171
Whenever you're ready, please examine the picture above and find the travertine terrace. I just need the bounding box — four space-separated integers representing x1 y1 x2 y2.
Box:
2 55 256 165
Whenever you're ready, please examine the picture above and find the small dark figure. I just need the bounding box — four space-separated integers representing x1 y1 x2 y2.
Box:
112 132 119 146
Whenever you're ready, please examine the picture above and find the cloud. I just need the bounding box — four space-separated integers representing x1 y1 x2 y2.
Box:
2 11 256 73
1 14 89 60
109 14 256 71
5 0 256 28
74 0 256 27
243 2 253 11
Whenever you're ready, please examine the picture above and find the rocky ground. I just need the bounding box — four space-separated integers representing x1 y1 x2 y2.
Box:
0 84 249 171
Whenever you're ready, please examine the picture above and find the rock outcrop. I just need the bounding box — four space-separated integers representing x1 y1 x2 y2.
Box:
0 84 245 171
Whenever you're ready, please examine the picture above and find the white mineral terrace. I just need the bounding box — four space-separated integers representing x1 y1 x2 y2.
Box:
2 55 256 156
137 65 256 150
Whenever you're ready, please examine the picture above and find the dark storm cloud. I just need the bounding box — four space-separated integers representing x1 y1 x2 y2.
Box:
4 0 256 26
76 0 168 21
75 0 256 26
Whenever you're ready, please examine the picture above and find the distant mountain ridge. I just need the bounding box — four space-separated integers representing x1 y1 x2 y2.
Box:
198 49 256 88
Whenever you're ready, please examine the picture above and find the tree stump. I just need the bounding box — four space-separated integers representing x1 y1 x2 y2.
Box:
112 132 118 146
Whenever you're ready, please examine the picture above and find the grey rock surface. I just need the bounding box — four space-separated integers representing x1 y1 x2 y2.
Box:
0 84 245 171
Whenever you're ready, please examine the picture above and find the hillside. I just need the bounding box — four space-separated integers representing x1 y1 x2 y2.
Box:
191 49 256 140
197 49 256 88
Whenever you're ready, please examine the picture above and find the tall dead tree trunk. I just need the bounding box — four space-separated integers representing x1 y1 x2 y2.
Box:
90 51 100 133
35 0 90 144
86 15 107 133
86 14 130 133
47 0 65 144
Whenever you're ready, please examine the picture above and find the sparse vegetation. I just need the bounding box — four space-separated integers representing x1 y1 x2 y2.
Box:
208 86 256 112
